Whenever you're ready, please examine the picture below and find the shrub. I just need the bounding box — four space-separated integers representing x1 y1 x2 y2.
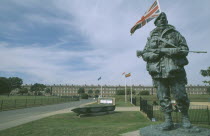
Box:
81 93 89 99
116 89 135 95
94 95 99 98
207 86 210 95
140 90 150 95
78 88 85 94
116 90 125 95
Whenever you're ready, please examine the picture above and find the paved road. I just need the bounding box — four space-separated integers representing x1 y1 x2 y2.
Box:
0 99 95 131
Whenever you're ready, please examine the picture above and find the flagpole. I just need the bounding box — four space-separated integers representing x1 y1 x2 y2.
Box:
156 0 162 13
98 76 102 97
130 77 133 104
125 77 127 103
101 85 102 97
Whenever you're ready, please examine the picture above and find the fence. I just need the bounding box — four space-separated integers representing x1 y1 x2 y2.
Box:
140 97 153 120
140 97 210 125
0 96 79 111
130 97 137 106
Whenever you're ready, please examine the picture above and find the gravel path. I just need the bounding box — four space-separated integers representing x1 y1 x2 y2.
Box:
190 102 210 107
120 130 140 136
115 107 139 111
0 99 95 131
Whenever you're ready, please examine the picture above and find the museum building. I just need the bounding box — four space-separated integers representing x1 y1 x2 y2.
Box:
23 84 209 97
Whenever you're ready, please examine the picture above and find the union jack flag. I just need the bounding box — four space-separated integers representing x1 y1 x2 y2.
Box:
130 0 161 34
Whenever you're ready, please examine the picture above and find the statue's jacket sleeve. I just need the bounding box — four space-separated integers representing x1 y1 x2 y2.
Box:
142 26 189 79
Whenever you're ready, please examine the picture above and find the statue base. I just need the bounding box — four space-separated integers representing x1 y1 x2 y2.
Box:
139 123 210 136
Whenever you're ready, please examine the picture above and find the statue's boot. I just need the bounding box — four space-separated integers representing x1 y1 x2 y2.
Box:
161 112 174 130
182 111 191 128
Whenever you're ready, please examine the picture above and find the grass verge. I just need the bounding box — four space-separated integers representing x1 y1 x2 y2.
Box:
114 95 136 107
115 101 134 107
0 111 159 136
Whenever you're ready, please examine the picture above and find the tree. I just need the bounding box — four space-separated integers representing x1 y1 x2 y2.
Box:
116 90 125 95
81 93 89 99
201 67 210 94
126 89 135 95
116 89 134 95
45 88 51 94
95 90 100 95
206 87 210 95
94 90 100 98
8 77 23 90
31 83 46 95
88 90 93 96
140 90 150 95
0 77 11 95
200 67 210 85
19 88 28 95
77 87 85 95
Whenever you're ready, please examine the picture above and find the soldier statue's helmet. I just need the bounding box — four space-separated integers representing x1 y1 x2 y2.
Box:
154 12 168 25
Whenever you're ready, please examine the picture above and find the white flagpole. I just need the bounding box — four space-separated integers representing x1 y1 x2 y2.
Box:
125 77 127 103
98 77 102 97
130 77 133 104
101 85 102 97
156 0 162 13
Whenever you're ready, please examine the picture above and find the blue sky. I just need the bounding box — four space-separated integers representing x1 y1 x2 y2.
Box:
0 0 209 86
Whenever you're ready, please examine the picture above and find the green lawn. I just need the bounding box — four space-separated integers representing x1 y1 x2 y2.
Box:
114 95 136 107
188 94 210 102
0 111 159 136
115 101 134 107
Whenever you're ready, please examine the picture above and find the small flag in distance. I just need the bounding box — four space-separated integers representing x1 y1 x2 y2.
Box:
125 73 131 77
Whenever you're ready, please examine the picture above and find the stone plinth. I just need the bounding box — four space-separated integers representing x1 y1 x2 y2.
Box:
140 124 210 136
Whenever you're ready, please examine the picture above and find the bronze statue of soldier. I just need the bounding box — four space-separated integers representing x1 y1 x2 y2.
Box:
137 12 191 130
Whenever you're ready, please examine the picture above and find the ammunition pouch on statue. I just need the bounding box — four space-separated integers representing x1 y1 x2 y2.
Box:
147 62 160 75
165 58 182 74
146 57 187 76
173 57 189 67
